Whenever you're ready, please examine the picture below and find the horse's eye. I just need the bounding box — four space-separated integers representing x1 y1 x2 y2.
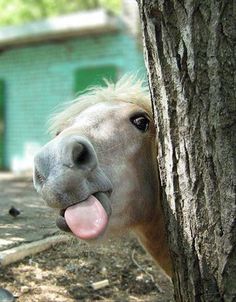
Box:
130 115 150 132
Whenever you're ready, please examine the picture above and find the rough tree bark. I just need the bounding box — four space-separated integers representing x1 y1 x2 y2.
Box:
138 1 235 301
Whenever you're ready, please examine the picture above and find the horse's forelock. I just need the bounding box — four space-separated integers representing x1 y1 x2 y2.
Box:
48 74 151 136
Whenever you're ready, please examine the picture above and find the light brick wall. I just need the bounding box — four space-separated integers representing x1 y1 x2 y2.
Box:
0 32 145 170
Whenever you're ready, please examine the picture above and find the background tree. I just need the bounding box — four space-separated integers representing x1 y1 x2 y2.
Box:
0 0 120 26
138 0 235 301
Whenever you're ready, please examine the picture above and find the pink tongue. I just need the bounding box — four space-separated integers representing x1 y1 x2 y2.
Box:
64 195 108 239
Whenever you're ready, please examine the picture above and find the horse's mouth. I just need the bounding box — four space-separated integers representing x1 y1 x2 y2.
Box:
56 192 112 240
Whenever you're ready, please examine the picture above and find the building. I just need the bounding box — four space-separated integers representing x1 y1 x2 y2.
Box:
0 8 145 171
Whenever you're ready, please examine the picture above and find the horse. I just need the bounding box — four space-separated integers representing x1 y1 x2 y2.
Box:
33 75 172 277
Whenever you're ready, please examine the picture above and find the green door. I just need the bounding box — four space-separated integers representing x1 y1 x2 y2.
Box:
74 65 117 94
0 80 4 169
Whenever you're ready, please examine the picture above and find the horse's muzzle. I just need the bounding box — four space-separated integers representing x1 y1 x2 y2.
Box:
33 135 112 209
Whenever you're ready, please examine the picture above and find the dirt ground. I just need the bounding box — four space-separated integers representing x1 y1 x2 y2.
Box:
0 173 57 251
0 174 174 301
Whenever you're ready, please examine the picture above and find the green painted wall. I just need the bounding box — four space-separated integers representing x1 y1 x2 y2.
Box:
0 80 4 168
0 32 145 170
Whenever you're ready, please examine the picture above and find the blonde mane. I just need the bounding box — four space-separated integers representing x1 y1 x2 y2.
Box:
49 75 151 135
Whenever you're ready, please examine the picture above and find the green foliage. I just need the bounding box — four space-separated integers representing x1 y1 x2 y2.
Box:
0 0 121 26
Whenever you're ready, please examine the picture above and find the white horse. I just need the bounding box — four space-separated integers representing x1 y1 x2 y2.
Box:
34 76 172 276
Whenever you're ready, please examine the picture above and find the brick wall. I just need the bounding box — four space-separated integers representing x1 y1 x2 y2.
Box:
0 32 145 170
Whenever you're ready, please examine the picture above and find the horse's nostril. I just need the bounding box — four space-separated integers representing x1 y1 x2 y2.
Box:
72 143 91 167
35 168 46 185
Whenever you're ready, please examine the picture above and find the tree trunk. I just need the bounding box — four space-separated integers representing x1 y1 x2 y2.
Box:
138 0 236 301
